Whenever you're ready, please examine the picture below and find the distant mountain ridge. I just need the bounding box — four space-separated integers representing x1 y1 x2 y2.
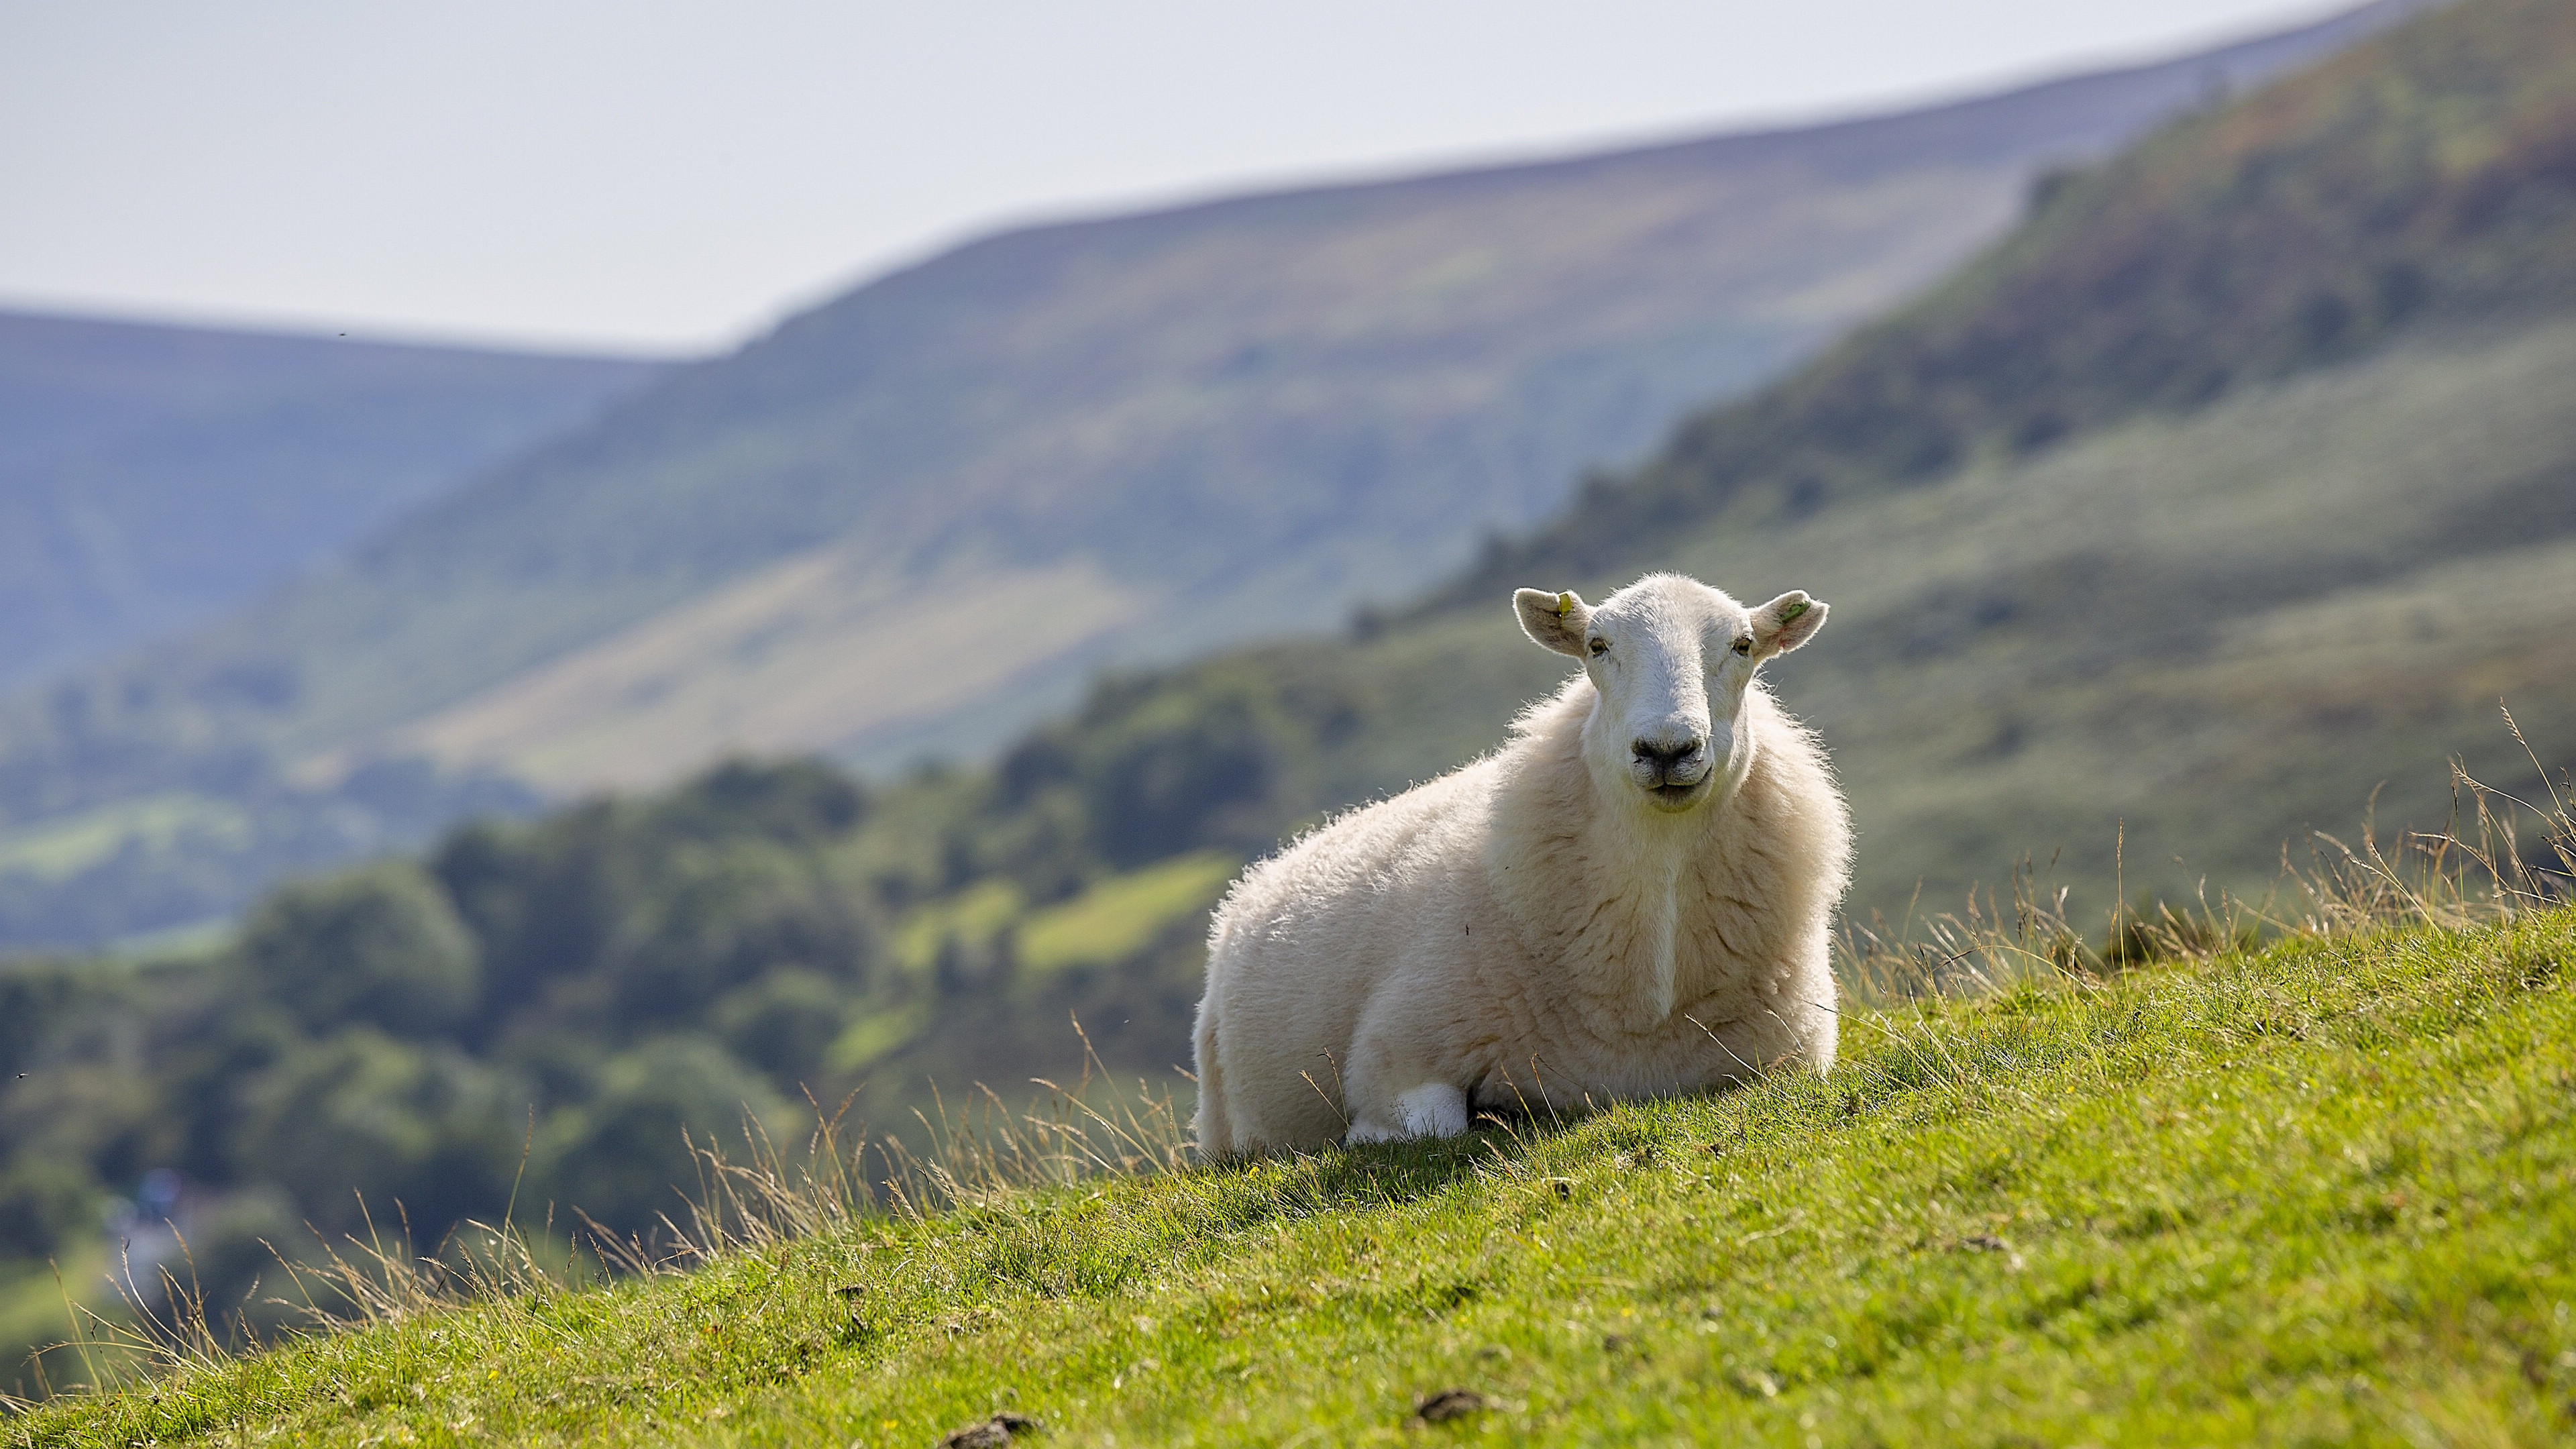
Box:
1464 0 2567 591
0 312 665 690
0 0 2428 948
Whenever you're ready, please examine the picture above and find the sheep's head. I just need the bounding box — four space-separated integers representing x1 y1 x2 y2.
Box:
1515 574 1826 814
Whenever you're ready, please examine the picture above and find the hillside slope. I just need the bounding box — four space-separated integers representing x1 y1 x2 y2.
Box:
17 908 2575 1443
0 312 662 689
1472 0 2576 583
1024 314 2576 924
44 1 2414 793
0 3 2428 951
971 0 2576 927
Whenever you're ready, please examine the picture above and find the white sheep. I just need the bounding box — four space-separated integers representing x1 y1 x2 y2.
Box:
1191 572 1850 1155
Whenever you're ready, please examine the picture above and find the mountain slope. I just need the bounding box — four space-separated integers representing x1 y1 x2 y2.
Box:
0 3 2437 950
58 1 2417 796
1465 0 2576 586
0 312 663 689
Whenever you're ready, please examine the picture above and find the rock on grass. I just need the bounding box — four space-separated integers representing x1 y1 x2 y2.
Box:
940 1409 1038 1447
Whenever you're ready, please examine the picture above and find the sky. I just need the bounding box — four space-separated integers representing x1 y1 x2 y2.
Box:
3 0 2355 357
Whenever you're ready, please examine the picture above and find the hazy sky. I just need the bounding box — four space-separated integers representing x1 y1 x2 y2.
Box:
4 0 2351 356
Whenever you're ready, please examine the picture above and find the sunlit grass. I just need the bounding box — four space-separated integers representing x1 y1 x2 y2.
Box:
12 904 2574 1446
893 880 1023 975
0 795 250 885
1018 852 1238 978
11 743 2568 1444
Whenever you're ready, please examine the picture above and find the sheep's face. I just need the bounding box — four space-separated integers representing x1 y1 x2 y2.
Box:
1515 574 1827 815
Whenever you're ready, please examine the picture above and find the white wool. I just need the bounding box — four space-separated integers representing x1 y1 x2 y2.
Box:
1191 573 1852 1155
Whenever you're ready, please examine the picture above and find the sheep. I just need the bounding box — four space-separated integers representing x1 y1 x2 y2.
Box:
1191 572 1850 1155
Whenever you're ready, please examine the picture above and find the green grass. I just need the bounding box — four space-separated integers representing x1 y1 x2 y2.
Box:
0 795 248 884
15 906 2574 1445
0 1256 95 1397
1018 852 1237 977
825 1003 934 1077
887 853 1238 983
893 881 1024 975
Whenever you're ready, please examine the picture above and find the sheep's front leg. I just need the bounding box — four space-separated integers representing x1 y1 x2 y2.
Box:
1344 1082 1468 1144
1342 983 1470 1144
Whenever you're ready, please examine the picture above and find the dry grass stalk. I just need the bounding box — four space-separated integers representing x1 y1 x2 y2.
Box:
1836 705 2572 1002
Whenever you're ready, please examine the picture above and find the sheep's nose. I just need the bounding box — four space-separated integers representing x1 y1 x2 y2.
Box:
1632 735 1706 770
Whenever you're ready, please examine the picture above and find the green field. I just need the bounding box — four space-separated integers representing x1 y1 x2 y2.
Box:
0 795 249 885
15 898 2573 1446
1018 853 1237 979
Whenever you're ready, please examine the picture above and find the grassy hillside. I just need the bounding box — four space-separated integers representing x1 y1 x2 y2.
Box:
0 3 2418 950
1035 313 2576 926
0 311 663 690
13 904 2573 1444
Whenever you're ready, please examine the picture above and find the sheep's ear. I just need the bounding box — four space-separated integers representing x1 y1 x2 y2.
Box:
1515 588 1591 657
1750 591 1827 659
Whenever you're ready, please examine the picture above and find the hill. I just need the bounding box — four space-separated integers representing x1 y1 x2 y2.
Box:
133 1 2419 786
975 0 2576 926
4 0 2566 1344
0 1 2418 949
0 311 663 690
1472 0 2576 580
15 906 2575 1442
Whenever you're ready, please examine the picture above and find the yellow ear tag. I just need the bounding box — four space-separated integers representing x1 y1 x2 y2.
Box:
1556 592 1576 618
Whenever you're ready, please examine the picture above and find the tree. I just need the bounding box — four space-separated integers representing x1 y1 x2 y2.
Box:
237 862 481 1037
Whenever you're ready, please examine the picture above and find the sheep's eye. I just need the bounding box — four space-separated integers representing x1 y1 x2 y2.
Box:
1587 637 1609 656
1731 637 1753 657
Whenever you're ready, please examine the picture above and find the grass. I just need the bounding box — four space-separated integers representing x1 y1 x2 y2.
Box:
9 747 2568 1444
887 851 1238 983
13 907 2574 1442
894 881 1025 975
1017 852 1238 978
0 795 249 885
0 1254 101 1398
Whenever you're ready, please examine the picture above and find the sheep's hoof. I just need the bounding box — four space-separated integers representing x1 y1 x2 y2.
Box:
1348 1083 1470 1144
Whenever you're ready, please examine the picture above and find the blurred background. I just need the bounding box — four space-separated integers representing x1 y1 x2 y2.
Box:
5 0 2571 1387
